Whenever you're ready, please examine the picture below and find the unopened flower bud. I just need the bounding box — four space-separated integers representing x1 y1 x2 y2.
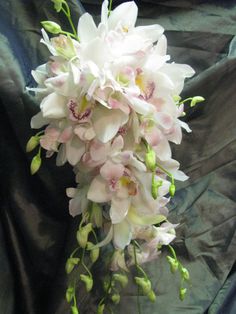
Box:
26 136 39 152
173 95 181 102
111 293 120 304
87 242 99 263
181 267 190 281
80 274 93 292
30 154 42 175
112 273 128 288
145 149 156 171
41 21 62 34
71 305 79 314
147 290 156 302
65 257 80 274
169 183 176 197
90 203 103 228
76 223 93 248
166 256 179 273
151 178 163 200
52 0 63 12
97 303 105 314
190 96 205 107
66 286 74 303
179 287 187 301
134 277 152 295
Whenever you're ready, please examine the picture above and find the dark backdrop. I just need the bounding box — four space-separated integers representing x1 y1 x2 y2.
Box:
0 1 236 313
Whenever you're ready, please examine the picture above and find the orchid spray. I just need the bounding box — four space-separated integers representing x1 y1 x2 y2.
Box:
26 0 204 313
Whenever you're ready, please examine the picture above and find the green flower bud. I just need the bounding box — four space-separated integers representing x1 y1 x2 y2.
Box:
134 277 152 295
41 21 62 34
112 273 128 288
65 257 80 274
190 96 205 107
145 149 156 171
90 203 103 228
76 223 93 248
26 136 39 152
147 290 156 302
66 286 74 303
181 267 190 281
71 305 79 314
30 154 42 175
111 293 120 304
80 274 93 292
166 256 179 273
179 287 187 301
169 183 176 197
151 178 163 200
173 95 181 102
87 242 99 263
97 303 105 314
51 0 63 12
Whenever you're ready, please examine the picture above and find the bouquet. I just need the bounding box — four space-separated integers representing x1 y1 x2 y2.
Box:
26 0 204 313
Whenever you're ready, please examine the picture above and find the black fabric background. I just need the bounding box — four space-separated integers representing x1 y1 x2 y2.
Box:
0 0 236 313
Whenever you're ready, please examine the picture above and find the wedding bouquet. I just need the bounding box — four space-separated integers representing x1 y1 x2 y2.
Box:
26 0 204 313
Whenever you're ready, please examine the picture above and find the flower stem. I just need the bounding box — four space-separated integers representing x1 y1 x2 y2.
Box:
108 0 113 16
61 2 78 39
133 244 142 314
81 248 92 277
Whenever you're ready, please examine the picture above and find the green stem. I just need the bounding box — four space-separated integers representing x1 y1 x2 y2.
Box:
70 247 80 258
61 4 78 38
60 30 78 39
168 245 177 260
133 245 142 314
91 229 98 243
108 0 113 16
81 248 92 277
156 162 174 183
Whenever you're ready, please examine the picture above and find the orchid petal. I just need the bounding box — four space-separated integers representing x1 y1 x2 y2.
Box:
40 92 67 119
87 175 111 203
108 1 138 30
92 106 128 143
77 13 98 43
110 196 131 224
113 219 132 249
30 111 49 129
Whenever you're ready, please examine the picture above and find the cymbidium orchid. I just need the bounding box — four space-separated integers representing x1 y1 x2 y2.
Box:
27 0 204 313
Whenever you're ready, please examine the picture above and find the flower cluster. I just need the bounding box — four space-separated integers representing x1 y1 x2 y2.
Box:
27 0 203 312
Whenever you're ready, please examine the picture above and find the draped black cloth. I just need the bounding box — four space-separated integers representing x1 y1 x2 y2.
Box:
0 1 235 313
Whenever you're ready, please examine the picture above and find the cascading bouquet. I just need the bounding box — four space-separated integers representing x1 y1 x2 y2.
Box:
26 0 204 313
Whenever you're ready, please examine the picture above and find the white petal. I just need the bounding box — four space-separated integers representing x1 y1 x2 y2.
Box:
77 13 98 43
41 92 67 119
92 106 128 143
110 196 130 224
179 120 192 133
66 137 85 166
127 96 155 115
91 225 113 249
134 24 164 43
87 175 111 203
108 1 138 30
113 220 132 249
101 0 109 25
30 111 49 129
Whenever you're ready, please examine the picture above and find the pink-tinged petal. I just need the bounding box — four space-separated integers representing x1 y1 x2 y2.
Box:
92 106 128 143
87 175 111 203
111 135 124 153
77 13 98 43
113 219 132 249
145 128 163 147
154 112 174 130
100 160 124 182
108 1 138 30
74 125 95 141
127 96 155 115
30 111 49 129
41 92 67 119
90 139 110 162
58 126 73 143
110 196 131 224
154 138 171 161
40 127 60 151
166 124 182 144
66 137 85 166
56 144 67 166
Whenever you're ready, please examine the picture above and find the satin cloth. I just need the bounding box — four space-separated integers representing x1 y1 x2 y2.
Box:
0 1 236 313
